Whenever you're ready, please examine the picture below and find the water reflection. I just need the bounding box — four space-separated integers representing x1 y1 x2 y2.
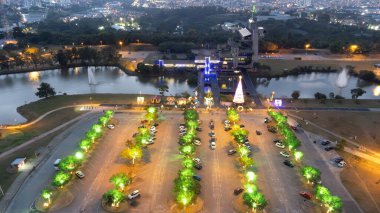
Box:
374 86 380 96
28 71 40 82
0 66 195 124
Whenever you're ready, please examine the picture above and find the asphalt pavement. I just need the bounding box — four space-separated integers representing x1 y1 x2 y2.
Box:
5 112 102 213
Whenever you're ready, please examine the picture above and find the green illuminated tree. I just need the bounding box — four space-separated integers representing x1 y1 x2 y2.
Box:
78 138 92 152
120 146 143 164
52 171 71 187
179 145 195 156
301 166 321 184
58 156 78 172
243 191 267 210
184 109 198 121
98 116 109 126
41 189 53 203
227 109 239 123
239 156 254 169
109 173 131 190
102 189 125 207
182 158 194 169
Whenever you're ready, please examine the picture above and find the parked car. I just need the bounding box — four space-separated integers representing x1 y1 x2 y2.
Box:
193 139 201 146
273 139 281 143
337 161 346 168
75 170 85 179
107 124 115 129
210 142 216 150
228 149 236 155
240 124 245 128
256 130 262 135
264 117 270 123
54 159 61 170
324 146 334 151
224 127 231 131
194 164 202 170
267 126 277 133
196 127 202 132
283 160 294 168
321 140 331 146
233 188 244 195
193 175 202 181
299 191 312 200
127 190 141 200
193 158 201 164
275 142 285 149
280 151 290 158
334 157 344 163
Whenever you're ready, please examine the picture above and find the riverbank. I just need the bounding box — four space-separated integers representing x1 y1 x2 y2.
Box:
17 94 160 120
276 98 380 109
254 58 380 78
0 61 137 76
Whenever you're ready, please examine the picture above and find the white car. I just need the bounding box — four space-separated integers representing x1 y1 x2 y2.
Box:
193 139 201 146
224 120 230 124
107 124 115 129
193 158 201 164
150 129 157 134
210 142 216 150
75 170 85 179
150 126 156 130
127 190 141 200
280 151 290 158
337 161 346 168
275 142 285 149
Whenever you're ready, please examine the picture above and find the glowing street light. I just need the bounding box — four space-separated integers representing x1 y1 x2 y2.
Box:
75 151 84 160
119 41 123 49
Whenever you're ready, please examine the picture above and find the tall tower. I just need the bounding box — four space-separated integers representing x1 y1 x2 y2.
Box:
250 4 259 65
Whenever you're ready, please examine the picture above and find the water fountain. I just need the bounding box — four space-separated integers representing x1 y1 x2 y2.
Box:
335 68 349 95
88 67 97 85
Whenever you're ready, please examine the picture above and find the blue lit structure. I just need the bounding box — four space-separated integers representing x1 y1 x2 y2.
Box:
204 56 211 75
158 59 164 68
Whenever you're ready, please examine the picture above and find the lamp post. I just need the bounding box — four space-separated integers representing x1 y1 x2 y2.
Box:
305 43 310 55
119 41 123 50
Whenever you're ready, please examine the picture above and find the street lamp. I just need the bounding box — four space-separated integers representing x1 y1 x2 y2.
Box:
305 43 311 55
119 41 123 49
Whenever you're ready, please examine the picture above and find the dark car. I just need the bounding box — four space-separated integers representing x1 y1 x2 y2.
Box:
324 146 334 151
321 140 331 146
283 160 294 168
299 191 312 200
224 127 231 131
233 188 244 195
228 149 237 155
334 157 344 163
194 164 202 170
193 175 202 181
196 127 202 132
152 122 159 126
210 125 214 130
267 126 277 133
264 117 270 123
273 139 281 143
256 130 262 135
240 124 245 128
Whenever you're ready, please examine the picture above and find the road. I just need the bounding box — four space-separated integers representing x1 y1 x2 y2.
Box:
241 112 320 213
296 130 363 213
5 112 102 213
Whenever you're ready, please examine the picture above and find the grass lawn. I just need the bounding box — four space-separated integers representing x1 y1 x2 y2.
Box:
17 94 157 120
0 108 85 153
281 98 380 109
259 59 379 75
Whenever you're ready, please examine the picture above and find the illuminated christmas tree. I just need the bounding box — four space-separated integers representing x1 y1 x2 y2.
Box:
233 76 245 104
